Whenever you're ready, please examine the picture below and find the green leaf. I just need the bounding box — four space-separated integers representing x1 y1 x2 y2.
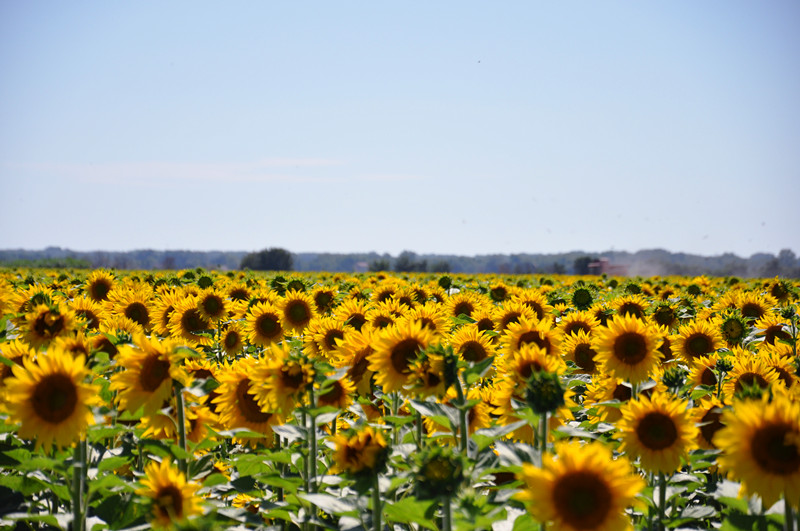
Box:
201 473 230 489
462 356 494 385
383 497 438 529
300 493 357 515
472 420 528 451
512 511 539 531
0 475 49 495
98 456 131 473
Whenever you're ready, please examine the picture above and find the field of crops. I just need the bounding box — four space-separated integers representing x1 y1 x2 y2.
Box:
0 268 798 531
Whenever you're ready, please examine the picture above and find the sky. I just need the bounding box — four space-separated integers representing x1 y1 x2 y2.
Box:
1 1 798 258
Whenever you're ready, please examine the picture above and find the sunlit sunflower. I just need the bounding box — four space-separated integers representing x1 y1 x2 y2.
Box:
671 319 724 364
692 396 726 450
557 310 601 337
515 440 645 531
334 297 370 331
449 324 497 363
331 425 389 476
688 354 720 389
303 316 346 361
715 394 800 509
106 287 153 333
245 301 285 346
737 291 776 322
70 296 105 331
52 333 92 359
4 348 98 452
333 327 375 396
368 319 437 393
212 357 282 447
758 348 799 389
561 329 599 375
510 289 553 322
110 335 192 416
611 294 650 320
444 290 488 321
279 289 317 335
149 289 184 337
405 301 451 336
0 339 36 397
407 351 448 398
218 321 246 358
166 296 213 347
23 302 78 349
85 270 115 302
196 288 229 323
593 315 663 384
648 300 680 330
618 392 698 474
137 459 202 529
501 315 559 356
753 312 792 346
316 373 356 411
250 343 315 414
720 349 780 400
584 374 636 424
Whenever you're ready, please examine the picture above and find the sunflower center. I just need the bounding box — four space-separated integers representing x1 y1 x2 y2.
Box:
182 309 209 333
734 372 768 392
89 280 111 301
346 314 366 331
224 331 241 349
235 379 272 423
573 344 597 373
286 301 311 326
460 341 487 362
324 329 345 350
613 332 647 365
77 309 100 329
516 331 550 353
390 338 423 375
751 424 800 475
32 374 78 423
741 303 765 320
33 311 65 339
700 408 723 448
618 303 645 319
722 319 745 342
202 296 224 318
281 365 306 391
256 314 281 339
553 471 612 530
564 322 591 335
140 355 171 392
685 334 713 358
764 326 791 346
636 412 678 450
453 302 474 318
125 302 150 327
319 382 344 405
612 384 632 402
700 368 717 387
155 485 184 520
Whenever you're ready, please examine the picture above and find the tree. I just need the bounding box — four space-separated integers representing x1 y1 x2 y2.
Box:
573 256 597 275
240 248 293 271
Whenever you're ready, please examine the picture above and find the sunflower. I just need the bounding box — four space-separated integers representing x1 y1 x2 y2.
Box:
70 296 105 331
52 333 92 359
492 301 538 334
3 348 98 452
753 312 792 346
334 297 370 331
219 321 246 358
617 392 698 474
250 343 315 414
557 310 601 337
737 291 776 322
212 357 282 447
688 354 720 389
692 396 726 450
758 348 799 389
515 440 645 531
137 459 202 529
715 394 800 509
110 335 192 416
593 315 663 384
149 289 184 337
444 290 488 321
611 294 650 320
166 296 213 347
368 319 437 393
721 349 780 400
333 327 375 396
584 374 635 424
715 310 750 347
510 289 553 321
279 289 317 335
671 319 724 363
196 288 229 323
303 316 346 361
406 301 451 336
449 324 497 363
106 287 153 333
245 301 285 347
23 303 78 349
331 425 389 476
561 329 599 375
85 270 115 302
501 315 559 356
648 301 680 330
316 373 356 411
0 339 36 395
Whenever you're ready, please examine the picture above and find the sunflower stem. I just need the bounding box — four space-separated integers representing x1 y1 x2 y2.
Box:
308 386 317 493
72 439 86 531
415 410 423 451
454 378 469 456
372 471 382 531
174 381 188 475
391 392 400 446
539 412 548 455
442 494 452 531
658 472 667 531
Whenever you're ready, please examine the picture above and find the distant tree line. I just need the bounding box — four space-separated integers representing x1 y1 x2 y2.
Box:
1 246 798 278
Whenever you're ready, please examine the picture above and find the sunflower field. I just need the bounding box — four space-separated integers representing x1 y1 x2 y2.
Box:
0 268 799 531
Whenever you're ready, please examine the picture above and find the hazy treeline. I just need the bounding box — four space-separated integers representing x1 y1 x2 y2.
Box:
0 247 798 278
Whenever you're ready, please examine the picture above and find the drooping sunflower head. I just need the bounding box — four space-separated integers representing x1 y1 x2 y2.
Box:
593 315 663 384
515 440 645 531
4 347 99 452
618 391 698 474
137 459 202 529
715 394 800 509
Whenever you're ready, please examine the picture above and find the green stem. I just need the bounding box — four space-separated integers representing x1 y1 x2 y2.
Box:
72 440 86 531
415 410 423 451
174 382 188 475
442 494 452 531
275 435 284 503
308 387 317 493
658 472 667 531
372 471 382 531
539 412 548 455
391 392 399 446
454 379 469 456
785 495 795 531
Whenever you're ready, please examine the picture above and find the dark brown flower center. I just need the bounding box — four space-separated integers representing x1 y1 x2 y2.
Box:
685 334 713 359
573 344 597 373
256 313 281 340
390 338 423 374
734 372 769 392
236 379 272 423
750 423 800 475
181 309 209 333
553 471 612 529
700 367 717 387
700 408 723 448
154 485 184 520
453 301 474 318
460 340 488 362
516 331 551 353
636 411 678 450
125 302 150 327
32 373 78 423
33 311 65 339
140 355 171 392
324 329 345 351
285 301 311 327
613 332 647 365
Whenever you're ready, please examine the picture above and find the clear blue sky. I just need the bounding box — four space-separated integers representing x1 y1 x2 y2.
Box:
1 1 798 257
